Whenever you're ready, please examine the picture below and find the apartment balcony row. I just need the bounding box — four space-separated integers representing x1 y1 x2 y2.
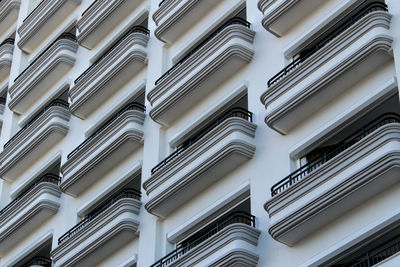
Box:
0 0 20 40
0 174 61 256
9 33 78 115
260 2 392 134
0 38 14 89
17 0 80 53
265 114 400 246
69 26 149 119
148 18 255 126
61 102 145 196
77 0 144 49
0 100 70 181
152 212 260 267
144 108 256 218
51 189 141 267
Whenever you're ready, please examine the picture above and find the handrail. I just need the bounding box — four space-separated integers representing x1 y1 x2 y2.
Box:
23 0 44 22
151 107 253 175
271 113 400 197
0 174 61 216
3 99 69 149
0 38 14 46
14 33 77 83
74 26 149 84
81 0 99 16
23 256 52 267
350 234 400 267
67 102 145 159
154 17 251 85
267 2 388 87
58 188 141 245
151 211 256 267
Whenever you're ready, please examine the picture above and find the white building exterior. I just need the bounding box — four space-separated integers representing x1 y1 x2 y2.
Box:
0 0 399 266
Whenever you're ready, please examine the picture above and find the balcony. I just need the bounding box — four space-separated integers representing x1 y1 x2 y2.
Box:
0 97 5 115
264 114 400 246
23 257 52 267
0 38 13 88
260 0 325 37
61 103 145 196
260 3 392 134
69 26 149 119
153 0 220 44
148 18 255 126
0 0 20 40
143 108 256 218
152 212 260 266
77 0 145 49
9 33 78 115
51 189 141 267
17 0 81 53
0 100 70 182
0 174 61 256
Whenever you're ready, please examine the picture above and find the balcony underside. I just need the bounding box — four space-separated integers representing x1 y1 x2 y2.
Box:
0 0 20 40
265 123 400 246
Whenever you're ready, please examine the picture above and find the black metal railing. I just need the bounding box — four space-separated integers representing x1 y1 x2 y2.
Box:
74 26 149 84
23 0 45 22
0 97 5 105
271 113 400 197
81 0 99 16
14 33 77 83
350 235 400 267
267 2 388 87
151 107 253 175
154 17 250 86
0 174 60 217
0 38 14 46
22 256 52 267
67 102 145 159
58 188 141 245
3 99 69 149
151 211 255 267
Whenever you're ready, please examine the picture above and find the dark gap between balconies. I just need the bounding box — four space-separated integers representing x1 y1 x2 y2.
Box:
0 38 14 46
16 238 53 267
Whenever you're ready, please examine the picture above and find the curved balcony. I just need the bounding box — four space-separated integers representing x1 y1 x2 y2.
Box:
0 100 70 182
51 189 141 267
144 108 256 218
0 38 14 87
153 0 221 44
151 212 260 267
77 0 145 49
17 0 81 53
260 3 393 134
61 103 145 196
69 26 149 119
0 0 20 41
264 114 400 246
9 33 78 115
0 174 61 256
148 18 255 126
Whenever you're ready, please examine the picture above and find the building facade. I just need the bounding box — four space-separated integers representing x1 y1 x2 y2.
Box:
0 0 399 266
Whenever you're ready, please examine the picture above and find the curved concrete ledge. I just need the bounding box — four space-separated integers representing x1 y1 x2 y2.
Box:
61 110 145 196
77 0 144 49
148 24 255 126
210 249 259 267
0 105 70 182
0 0 20 38
17 0 81 53
257 0 276 13
265 123 400 246
9 38 78 114
0 43 13 84
70 32 148 119
51 198 141 267
0 182 61 256
144 118 256 218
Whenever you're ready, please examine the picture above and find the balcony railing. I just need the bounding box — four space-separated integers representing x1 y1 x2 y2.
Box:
270 113 400 197
0 174 61 216
151 107 253 175
350 234 400 267
57 188 141 245
23 256 52 267
14 33 77 83
0 38 14 46
3 99 69 149
74 26 149 84
267 2 388 88
154 17 251 85
151 211 256 267
67 102 145 159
